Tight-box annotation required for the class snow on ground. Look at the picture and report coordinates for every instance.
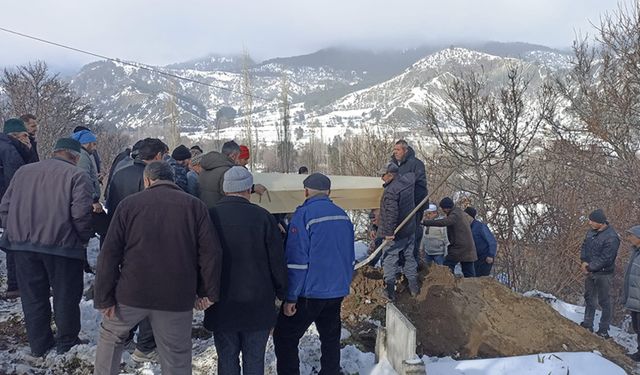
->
[0,241,636,374]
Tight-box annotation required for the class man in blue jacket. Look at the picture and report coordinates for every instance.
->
[464,207,497,277]
[274,173,355,375]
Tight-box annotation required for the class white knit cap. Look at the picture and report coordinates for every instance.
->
[223,166,253,193]
[426,203,438,212]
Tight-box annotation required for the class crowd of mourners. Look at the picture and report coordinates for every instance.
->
[1,115,640,374]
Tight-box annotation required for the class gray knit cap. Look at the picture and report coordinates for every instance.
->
[223,166,253,193]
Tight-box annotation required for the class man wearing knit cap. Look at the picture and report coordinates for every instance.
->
[579,208,620,338]
[238,145,250,167]
[171,145,191,192]
[464,207,498,277]
[423,197,477,277]
[204,166,287,374]
[0,137,93,356]
[0,118,30,299]
[422,203,448,266]
[274,172,355,375]
[72,129,102,213]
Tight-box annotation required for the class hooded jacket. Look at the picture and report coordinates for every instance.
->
[378,173,416,240]
[423,207,477,262]
[390,146,427,212]
[77,147,101,203]
[623,247,640,312]
[198,151,235,208]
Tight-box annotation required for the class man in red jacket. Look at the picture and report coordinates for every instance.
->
[93,161,222,375]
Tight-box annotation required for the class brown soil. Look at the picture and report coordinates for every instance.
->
[343,265,637,373]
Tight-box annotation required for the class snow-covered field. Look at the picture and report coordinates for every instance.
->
[0,240,635,374]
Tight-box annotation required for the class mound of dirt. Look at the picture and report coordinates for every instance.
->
[343,265,636,372]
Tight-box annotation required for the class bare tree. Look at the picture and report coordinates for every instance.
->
[242,49,255,170]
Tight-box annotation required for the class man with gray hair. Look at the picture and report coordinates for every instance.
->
[0,138,93,357]
[94,161,222,375]
[205,166,287,374]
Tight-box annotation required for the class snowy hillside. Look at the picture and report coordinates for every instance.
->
[68,45,572,147]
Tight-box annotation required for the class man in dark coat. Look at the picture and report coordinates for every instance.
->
[19,114,39,163]
[103,137,167,362]
[205,166,287,374]
[623,225,640,361]
[377,162,419,300]
[579,209,620,338]
[0,138,93,356]
[170,145,191,191]
[464,207,498,277]
[0,118,30,299]
[423,197,477,277]
[94,161,222,375]
[391,140,427,266]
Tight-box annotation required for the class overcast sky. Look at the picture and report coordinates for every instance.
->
[0,0,623,70]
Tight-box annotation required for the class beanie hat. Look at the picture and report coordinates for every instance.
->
[239,145,250,160]
[3,118,27,134]
[54,138,82,154]
[303,173,331,191]
[627,225,640,239]
[588,209,607,224]
[464,207,477,219]
[426,203,438,212]
[223,166,253,193]
[377,162,399,176]
[171,145,191,161]
[71,129,97,144]
[190,153,204,167]
[439,197,455,209]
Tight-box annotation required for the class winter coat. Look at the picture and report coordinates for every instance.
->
[390,146,427,212]
[27,135,39,163]
[378,173,416,240]
[187,170,200,197]
[104,148,130,201]
[423,207,477,262]
[204,196,287,332]
[106,159,146,215]
[285,195,355,302]
[623,247,640,312]
[580,225,620,274]
[470,219,498,259]
[0,157,93,260]
[422,216,448,256]
[173,163,189,192]
[0,134,26,199]
[199,152,235,208]
[77,147,101,203]
[94,181,222,312]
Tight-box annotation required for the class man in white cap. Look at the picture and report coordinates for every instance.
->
[205,166,287,374]
[421,203,448,266]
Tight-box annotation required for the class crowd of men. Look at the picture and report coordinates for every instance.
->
[1,114,640,374]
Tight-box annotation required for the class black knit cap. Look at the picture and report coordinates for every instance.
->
[439,197,455,209]
[588,209,607,224]
[54,138,82,153]
[464,207,477,219]
[171,145,191,161]
[3,118,27,134]
[303,173,331,190]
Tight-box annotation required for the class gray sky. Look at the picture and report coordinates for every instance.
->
[0,0,623,70]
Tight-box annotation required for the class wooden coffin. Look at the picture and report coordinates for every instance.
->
[250,173,383,213]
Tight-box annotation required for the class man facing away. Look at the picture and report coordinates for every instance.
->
[377,162,419,300]
[464,207,497,277]
[579,209,620,338]
[422,203,448,266]
[422,198,477,277]
[0,138,93,356]
[205,166,287,374]
[93,161,222,375]
[622,225,640,361]
[274,173,355,375]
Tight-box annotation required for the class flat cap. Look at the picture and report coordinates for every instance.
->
[303,172,331,191]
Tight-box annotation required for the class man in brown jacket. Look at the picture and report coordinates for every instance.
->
[422,197,477,277]
[93,161,222,375]
[0,138,93,357]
